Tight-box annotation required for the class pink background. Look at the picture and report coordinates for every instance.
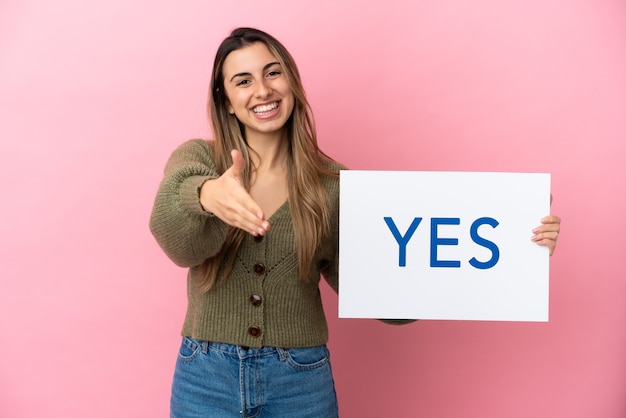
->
[1,0,625,417]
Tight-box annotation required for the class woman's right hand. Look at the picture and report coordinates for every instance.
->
[199,149,270,236]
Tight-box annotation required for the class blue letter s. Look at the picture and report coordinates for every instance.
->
[469,217,500,269]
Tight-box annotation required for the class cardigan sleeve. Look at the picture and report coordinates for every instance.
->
[149,139,229,268]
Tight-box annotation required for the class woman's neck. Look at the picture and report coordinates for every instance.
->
[246,130,289,172]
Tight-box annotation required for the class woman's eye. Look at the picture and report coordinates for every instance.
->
[236,79,250,86]
[267,70,281,77]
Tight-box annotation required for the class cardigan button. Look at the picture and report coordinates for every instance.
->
[253,263,266,275]
[248,326,261,338]
[249,294,262,306]
[253,234,264,243]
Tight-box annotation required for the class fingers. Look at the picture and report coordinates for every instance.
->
[219,191,269,236]
[214,195,269,236]
[531,214,561,256]
[217,200,270,236]
[541,214,561,225]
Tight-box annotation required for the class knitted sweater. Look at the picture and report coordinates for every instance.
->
[149,139,342,348]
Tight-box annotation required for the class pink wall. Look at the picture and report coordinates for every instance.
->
[1,1,625,417]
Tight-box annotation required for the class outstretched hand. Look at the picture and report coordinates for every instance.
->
[531,195,561,256]
[199,149,270,236]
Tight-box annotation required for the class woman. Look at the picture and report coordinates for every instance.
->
[150,27,561,418]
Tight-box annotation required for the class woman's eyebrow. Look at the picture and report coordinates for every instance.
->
[229,62,281,82]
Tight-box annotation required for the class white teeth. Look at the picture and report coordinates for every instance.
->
[253,102,278,113]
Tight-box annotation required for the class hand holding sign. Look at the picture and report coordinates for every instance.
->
[531,210,561,256]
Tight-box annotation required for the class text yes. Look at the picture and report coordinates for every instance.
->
[384,217,500,269]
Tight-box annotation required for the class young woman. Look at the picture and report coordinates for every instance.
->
[149,27,561,418]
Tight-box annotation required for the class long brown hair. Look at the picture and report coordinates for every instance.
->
[199,27,341,291]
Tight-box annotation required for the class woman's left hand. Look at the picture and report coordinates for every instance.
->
[531,214,561,255]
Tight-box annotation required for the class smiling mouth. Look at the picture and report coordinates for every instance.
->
[252,101,279,115]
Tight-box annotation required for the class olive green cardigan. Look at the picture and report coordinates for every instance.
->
[150,139,412,348]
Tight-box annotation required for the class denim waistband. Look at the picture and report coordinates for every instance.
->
[207,340,278,356]
[184,337,326,360]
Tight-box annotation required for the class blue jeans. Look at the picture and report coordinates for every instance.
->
[170,338,339,417]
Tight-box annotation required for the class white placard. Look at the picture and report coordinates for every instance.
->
[338,171,551,322]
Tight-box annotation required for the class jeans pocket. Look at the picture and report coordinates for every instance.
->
[177,337,201,363]
[282,345,330,371]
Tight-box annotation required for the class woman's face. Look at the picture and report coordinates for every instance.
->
[222,42,295,141]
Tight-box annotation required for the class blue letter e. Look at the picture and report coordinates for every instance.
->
[430,218,461,268]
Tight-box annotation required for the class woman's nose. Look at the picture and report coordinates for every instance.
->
[254,80,272,98]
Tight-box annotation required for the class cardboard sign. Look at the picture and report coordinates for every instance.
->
[338,171,551,322]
